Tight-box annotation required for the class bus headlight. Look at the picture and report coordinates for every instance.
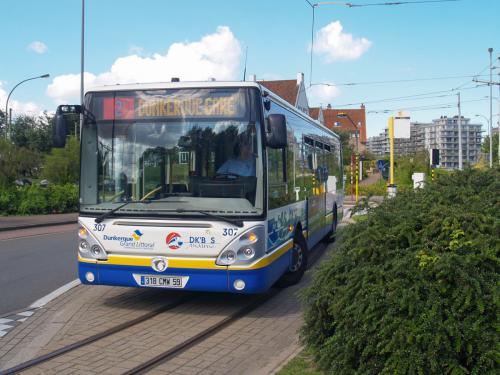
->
[78,224,107,260]
[79,240,89,252]
[216,226,265,266]
[218,250,236,265]
[239,247,255,259]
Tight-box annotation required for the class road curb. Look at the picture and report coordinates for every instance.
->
[30,279,81,309]
[0,220,78,232]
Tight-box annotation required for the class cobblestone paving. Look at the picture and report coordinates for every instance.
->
[0,241,338,375]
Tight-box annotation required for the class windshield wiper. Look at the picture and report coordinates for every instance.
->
[94,200,152,223]
[94,203,244,227]
[173,208,244,228]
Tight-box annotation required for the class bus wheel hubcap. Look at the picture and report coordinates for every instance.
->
[290,244,303,272]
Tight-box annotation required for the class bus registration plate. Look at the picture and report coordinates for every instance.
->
[132,274,189,288]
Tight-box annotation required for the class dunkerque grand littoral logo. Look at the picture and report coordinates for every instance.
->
[166,232,183,250]
[132,229,143,241]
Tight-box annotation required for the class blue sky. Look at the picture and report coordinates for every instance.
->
[1,0,499,136]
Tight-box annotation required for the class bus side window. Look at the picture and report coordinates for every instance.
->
[268,147,289,209]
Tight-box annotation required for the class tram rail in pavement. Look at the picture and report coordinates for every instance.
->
[0,239,332,375]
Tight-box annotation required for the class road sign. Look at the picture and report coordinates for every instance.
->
[394,110,410,138]
[376,159,389,180]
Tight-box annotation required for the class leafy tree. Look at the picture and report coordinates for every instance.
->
[42,136,80,184]
[0,109,6,138]
[482,132,499,164]
[11,113,54,153]
[333,129,355,166]
[0,138,41,186]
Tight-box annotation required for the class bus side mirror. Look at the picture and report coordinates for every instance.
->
[266,114,287,149]
[53,105,82,148]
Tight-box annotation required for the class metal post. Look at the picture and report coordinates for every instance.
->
[309,4,315,87]
[489,48,493,167]
[389,117,394,185]
[80,0,85,139]
[458,92,462,170]
[355,154,359,203]
[4,74,50,140]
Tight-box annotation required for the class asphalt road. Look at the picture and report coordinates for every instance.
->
[0,224,78,316]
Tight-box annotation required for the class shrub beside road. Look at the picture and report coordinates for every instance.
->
[301,168,499,374]
[0,184,78,215]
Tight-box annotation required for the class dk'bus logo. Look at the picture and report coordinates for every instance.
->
[166,232,183,250]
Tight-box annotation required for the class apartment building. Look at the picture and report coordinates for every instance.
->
[366,116,482,169]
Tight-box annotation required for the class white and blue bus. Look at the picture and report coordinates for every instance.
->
[55,81,344,293]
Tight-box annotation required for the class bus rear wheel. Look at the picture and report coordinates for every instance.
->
[276,235,308,287]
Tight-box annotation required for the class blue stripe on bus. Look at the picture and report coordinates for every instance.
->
[78,249,291,294]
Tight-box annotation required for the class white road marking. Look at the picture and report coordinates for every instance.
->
[30,279,81,309]
[16,311,34,317]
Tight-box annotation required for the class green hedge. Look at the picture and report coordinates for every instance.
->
[302,168,500,374]
[0,184,78,215]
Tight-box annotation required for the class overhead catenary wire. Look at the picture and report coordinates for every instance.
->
[331,84,487,107]
[309,74,490,87]
[367,97,491,113]
[345,0,461,7]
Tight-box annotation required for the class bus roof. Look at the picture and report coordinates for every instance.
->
[85,80,339,140]
[85,81,261,94]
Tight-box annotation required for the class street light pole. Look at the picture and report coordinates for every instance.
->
[4,73,50,139]
[80,0,85,139]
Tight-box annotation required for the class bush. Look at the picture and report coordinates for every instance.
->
[302,168,500,374]
[0,184,78,215]
[0,139,42,186]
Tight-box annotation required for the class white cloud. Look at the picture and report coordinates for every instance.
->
[27,41,48,54]
[308,83,340,105]
[0,82,41,116]
[313,21,372,62]
[47,26,242,104]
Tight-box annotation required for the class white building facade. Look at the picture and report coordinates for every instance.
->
[366,116,483,169]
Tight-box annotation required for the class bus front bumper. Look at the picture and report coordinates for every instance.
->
[78,252,290,294]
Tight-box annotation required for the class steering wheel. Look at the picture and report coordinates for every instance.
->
[214,172,240,180]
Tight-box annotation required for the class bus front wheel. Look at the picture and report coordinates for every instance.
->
[276,235,308,287]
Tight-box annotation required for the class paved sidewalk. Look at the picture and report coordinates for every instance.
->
[0,241,342,374]
[0,213,78,231]
[360,171,381,186]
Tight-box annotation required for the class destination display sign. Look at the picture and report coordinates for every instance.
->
[97,89,247,121]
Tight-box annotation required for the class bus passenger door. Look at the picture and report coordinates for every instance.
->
[304,141,325,248]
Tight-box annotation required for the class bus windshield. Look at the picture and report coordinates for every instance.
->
[80,87,263,217]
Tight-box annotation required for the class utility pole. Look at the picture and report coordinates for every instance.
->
[489,48,493,168]
[458,92,462,170]
[472,49,500,167]
[498,55,500,166]
[387,116,396,197]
